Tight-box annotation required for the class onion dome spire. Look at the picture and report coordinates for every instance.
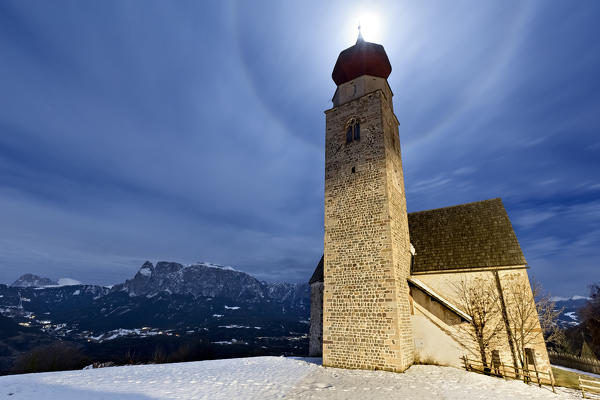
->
[356,24,364,44]
[331,28,392,86]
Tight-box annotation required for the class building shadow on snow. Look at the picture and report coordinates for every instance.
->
[289,356,323,366]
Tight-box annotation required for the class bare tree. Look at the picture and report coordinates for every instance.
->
[452,275,504,368]
[504,278,562,369]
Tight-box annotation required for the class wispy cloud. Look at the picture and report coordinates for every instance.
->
[408,175,451,194]
[453,167,476,176]
[523,236,564,258]
[514,210,557,229]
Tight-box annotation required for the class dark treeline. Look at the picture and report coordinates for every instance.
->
[3,333,308,375]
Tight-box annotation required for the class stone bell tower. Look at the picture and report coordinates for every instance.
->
[322,30,414,372]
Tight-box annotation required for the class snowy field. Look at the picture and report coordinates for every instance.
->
[0,356,581,399]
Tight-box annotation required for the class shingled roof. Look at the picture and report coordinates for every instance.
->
[309,255,324,284]
[409,198,526,273]
[309,198,526,283]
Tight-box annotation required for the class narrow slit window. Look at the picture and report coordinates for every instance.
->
[354,122,360,140]
[346,126,353,143]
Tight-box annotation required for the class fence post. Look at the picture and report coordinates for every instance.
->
[532,362,541,388]
[462,356,557,392]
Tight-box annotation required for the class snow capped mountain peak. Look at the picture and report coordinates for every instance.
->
[136,261,154,278]
[56,278,82,286]
[11,274,83,288]
[10,274,58,288]
[570,295,591,301]
[192,261,240,272]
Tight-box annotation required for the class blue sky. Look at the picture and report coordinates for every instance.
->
[0,1,598,296]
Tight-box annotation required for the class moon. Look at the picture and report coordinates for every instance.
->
[349,11,383,43]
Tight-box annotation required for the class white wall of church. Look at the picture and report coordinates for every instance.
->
[411,268,552,374]
[411,313,464,368]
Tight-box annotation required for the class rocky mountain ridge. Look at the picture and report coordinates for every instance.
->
[113,261,271,302]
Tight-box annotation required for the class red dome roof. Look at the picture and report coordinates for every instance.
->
[332,37,392,86]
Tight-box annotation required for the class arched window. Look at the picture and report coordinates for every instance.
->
[345,118,360,143]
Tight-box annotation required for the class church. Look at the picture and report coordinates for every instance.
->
[308,31,551,375]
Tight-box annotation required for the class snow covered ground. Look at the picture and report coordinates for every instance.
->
[0,356,581,399]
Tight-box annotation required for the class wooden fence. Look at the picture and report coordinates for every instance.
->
[461,356,555,393]
[549,352,600,375]
[579,376,600,399]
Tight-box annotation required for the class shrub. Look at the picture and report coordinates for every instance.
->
[13,342,88,374]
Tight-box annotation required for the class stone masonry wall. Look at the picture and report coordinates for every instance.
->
[309,282,323,356]
[322,86,413,372]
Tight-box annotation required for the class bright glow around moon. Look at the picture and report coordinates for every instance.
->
[348,11,383,43]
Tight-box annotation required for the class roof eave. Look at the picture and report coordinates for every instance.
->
[411,264,528,275]
[408,277,472,322]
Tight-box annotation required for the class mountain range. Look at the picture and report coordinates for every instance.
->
[0,261,310,373]
[3,263,587,338]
